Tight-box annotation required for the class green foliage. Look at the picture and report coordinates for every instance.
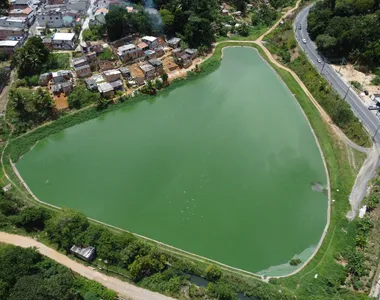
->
[8,88,57,134]
[308,0,380,68]
[46,208,90,250]
[13,37,50,77]
[68,86,101,109]
[252,5,278,26]
[237,23,249,37]
[0,244,116,300]
[129,250,166,281]
[105,7,152,41]
[205,265,222,281]
[161,72,168,83]
[14,206,51,231]
[138,268,187,296]
[0,67,9,86]
[289,258,302,266]
[371,75,380,85]
[44,53,70,71]
[350,80,362,90]
[97,47,116,61]
[269,0,296,9]
[82,25,104,41]
[207,282,237,300]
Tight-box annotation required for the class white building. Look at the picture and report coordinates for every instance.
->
[52,32,76,49]
[36,7,64,27]
[141,36,158,49]
[0,16,27,29]
[67,0,88,12]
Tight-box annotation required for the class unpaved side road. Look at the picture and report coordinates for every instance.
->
[346,146,380,221]
[0,232,175,300]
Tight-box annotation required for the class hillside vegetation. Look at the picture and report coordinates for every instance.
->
[308,0,380,69]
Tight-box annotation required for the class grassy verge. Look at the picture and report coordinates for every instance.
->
[1,41,367,299]
[263,22,371,148]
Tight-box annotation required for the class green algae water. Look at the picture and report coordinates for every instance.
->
[17,48,327,275]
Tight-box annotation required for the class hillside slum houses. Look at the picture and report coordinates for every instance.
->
[75,35,200,98]
[39,70,73,110]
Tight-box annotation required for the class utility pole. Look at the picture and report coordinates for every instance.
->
[373,123,380,141]
[320,60,326,74]
[344,85,350,100]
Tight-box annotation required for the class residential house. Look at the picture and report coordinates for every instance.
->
[70,245,96,262]
[110,79,123,91]
[51,81,73,95]
[185,48,198,60]
[74,64,91,78]
[98,82,114,98]
[103,69,121,82]
[172,48,183,58]
[85,74,104,90]
[119,67,130,78]
[178,54,192,68]
[0,16,27,29]
[52,70,72,83]
[139,63,155,79]
[10,0,32,9]
[52,32,76,50]
[85,77,97,90]
[93,7,108,25]
[0,40,20,55]
[67,0,88,12]
[9,7,35,25]
[87,41,103,53]
[61,81,73,94]
[48,0,65,4]
[156,46,165,57]
[39,73,52,86]
[148,59,163,75]
[141,36,158,49]
[63,9,80,26]
[0,27,24,39]
[85,51,97,63]
[36,6,64,27]
[137,42,149,51]
[166,37,181,49]
[117,44,141,62]
[72,56,88,68]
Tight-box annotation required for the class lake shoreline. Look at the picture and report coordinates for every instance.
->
[4,42,330,280]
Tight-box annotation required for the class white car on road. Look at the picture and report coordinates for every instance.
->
[302,39,307,44]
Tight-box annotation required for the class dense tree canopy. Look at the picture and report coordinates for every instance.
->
[308,0,380,68]
[0,245,116,300]
[13,37,50,77]
[105,0,218,47]
[8,88,57,133]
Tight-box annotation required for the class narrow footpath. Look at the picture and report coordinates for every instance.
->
[0,232,175,300]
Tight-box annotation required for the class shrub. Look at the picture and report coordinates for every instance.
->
[205,265,222,282]
[289,258,302,266]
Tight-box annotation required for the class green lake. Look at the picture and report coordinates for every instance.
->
[17,47,328,275]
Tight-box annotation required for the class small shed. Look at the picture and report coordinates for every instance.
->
[119,67,131,78]
[166,37,181,48]
[70,245,96,262]
[110,79,123,90]
[172,48,183,58]
[98,82,114,98]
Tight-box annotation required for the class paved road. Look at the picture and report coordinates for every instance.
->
[295,5,380,145]
[0,232,175,300]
